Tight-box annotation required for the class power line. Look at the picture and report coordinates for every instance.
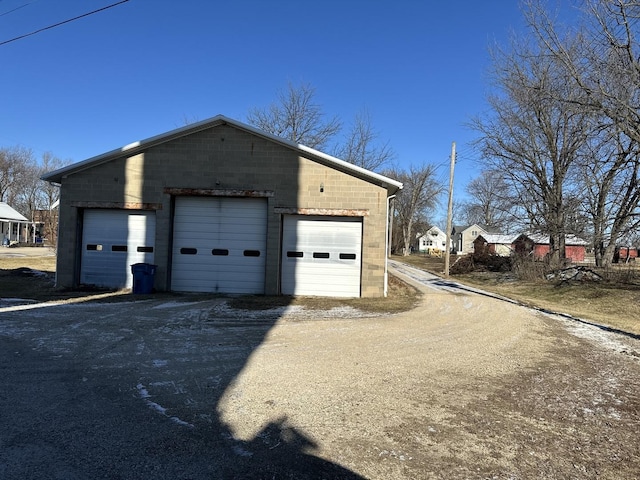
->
[0,2,35,18]
[0,0,129,47]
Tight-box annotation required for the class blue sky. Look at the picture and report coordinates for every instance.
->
[0,0,533,215]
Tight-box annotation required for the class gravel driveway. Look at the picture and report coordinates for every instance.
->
[1,262,639,479]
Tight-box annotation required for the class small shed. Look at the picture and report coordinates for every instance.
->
[513,233,588,262]
[473,234,517,257]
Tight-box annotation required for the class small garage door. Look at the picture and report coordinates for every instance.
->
[81,210,156,288]
[281,215,362,297]
[171,197,267,293]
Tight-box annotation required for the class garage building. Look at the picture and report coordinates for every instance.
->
[42,115,402,297]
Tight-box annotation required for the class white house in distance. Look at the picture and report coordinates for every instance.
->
[417,226,449,254]
[0,202,29,246]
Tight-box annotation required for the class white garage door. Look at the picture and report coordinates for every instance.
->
[171,197,267,293]
[281,215,362,297]
[81,210,156,288]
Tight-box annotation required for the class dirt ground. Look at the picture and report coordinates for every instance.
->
[1,253,639,478]
[214,277,640,479]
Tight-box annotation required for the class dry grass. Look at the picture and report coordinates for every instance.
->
[0,255,57,272]
[227,274,421,314]
[5,251,636,334]
[395,253,640,336]
[0,255,119,303]
[458,275,640,335]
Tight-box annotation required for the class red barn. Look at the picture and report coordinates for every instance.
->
[614,246,638,263]
[513,233,587,262]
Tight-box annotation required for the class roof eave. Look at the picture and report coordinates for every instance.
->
[41,115,403,194]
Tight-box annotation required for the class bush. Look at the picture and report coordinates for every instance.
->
[511,255,548,281]
[450,252,513,275]
[449,255,475,274]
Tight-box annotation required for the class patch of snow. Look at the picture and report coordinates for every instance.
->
[169,416,194,428]
[544,312,638,358]
[231,444,254,457]
[26,268,48,277]
[151,301,202,310]
[208,302,377,319]
[137,383,151,398]
[136,383,194,428]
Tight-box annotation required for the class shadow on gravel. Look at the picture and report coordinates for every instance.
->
[0,292,366,480]
[1,280,366,475]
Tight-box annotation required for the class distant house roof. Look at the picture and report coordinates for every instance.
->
[420,225,445,236]
[41,114,403,195]
[518,233,588,246]
[452,225,471,233]
[0,202,28,222]
[453,224,501,235]
[478,234,518,245]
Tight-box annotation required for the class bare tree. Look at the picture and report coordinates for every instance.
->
[247,81,341,150]
[522,0,640,265]
[471,27,592,266]
[459,169,517,231]
[385,163,442,256]
[0,146,34,206]
[335,109,394,171]
[36,152,65,247]
[15,160,41,221]
[578,129,640,265]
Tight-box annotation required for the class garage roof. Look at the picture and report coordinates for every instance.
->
[41,115,403,194]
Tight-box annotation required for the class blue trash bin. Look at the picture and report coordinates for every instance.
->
[131,263,157,294]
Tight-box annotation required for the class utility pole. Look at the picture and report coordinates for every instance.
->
[444,141,455,278]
